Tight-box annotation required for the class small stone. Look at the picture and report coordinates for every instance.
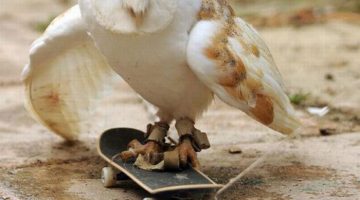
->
[325,73,334,81]
[320,128,336,136]
[228,147,242,154]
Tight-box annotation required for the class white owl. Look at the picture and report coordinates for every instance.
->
[22,0,300,168]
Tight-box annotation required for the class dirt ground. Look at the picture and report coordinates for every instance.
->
[0,0,359,199]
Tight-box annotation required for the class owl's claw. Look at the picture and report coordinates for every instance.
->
[178,137,201,169]
[119,140,162,162]
[120,122,169,163]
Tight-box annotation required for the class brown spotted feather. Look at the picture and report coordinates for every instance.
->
[194,0,301,130]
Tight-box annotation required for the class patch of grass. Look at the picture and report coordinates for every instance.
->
[289,92,310,105]
[34,16,56,33]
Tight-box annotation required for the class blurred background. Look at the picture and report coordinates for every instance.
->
[0,0,359,199]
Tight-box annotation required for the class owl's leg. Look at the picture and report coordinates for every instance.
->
[175,118,210,169]
[119,121,170,162]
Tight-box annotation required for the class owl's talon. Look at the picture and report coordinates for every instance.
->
[127,139,143,149]
[178,137,201,169]
[118,147,138,162]
[119,122,169,162]
[120,140,162,162]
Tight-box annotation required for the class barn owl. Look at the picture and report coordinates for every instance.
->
[22,0,300,168]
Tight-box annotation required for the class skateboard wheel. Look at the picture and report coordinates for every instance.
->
[101,167,117,187]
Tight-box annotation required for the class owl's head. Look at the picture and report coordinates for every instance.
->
[121,0,150,16]
[80,0,179,35]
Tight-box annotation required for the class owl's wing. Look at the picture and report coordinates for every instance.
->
[22,6,116,140]
[187,18,300,134]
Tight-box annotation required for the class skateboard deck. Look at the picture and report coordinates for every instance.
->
[97,128,222,194]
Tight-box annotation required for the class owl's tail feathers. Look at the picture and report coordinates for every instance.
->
[267,101,302,135]
[22,6,116,141]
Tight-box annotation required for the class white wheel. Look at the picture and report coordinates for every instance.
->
[101,167,117,187]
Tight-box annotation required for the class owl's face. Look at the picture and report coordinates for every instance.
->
[80,0,179,35]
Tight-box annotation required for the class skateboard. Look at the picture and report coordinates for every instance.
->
[97,128,222,194]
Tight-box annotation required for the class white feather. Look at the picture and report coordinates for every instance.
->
[23,6,116,140]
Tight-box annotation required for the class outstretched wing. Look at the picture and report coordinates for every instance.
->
[187,18,300,134]
[22,6,116,140]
